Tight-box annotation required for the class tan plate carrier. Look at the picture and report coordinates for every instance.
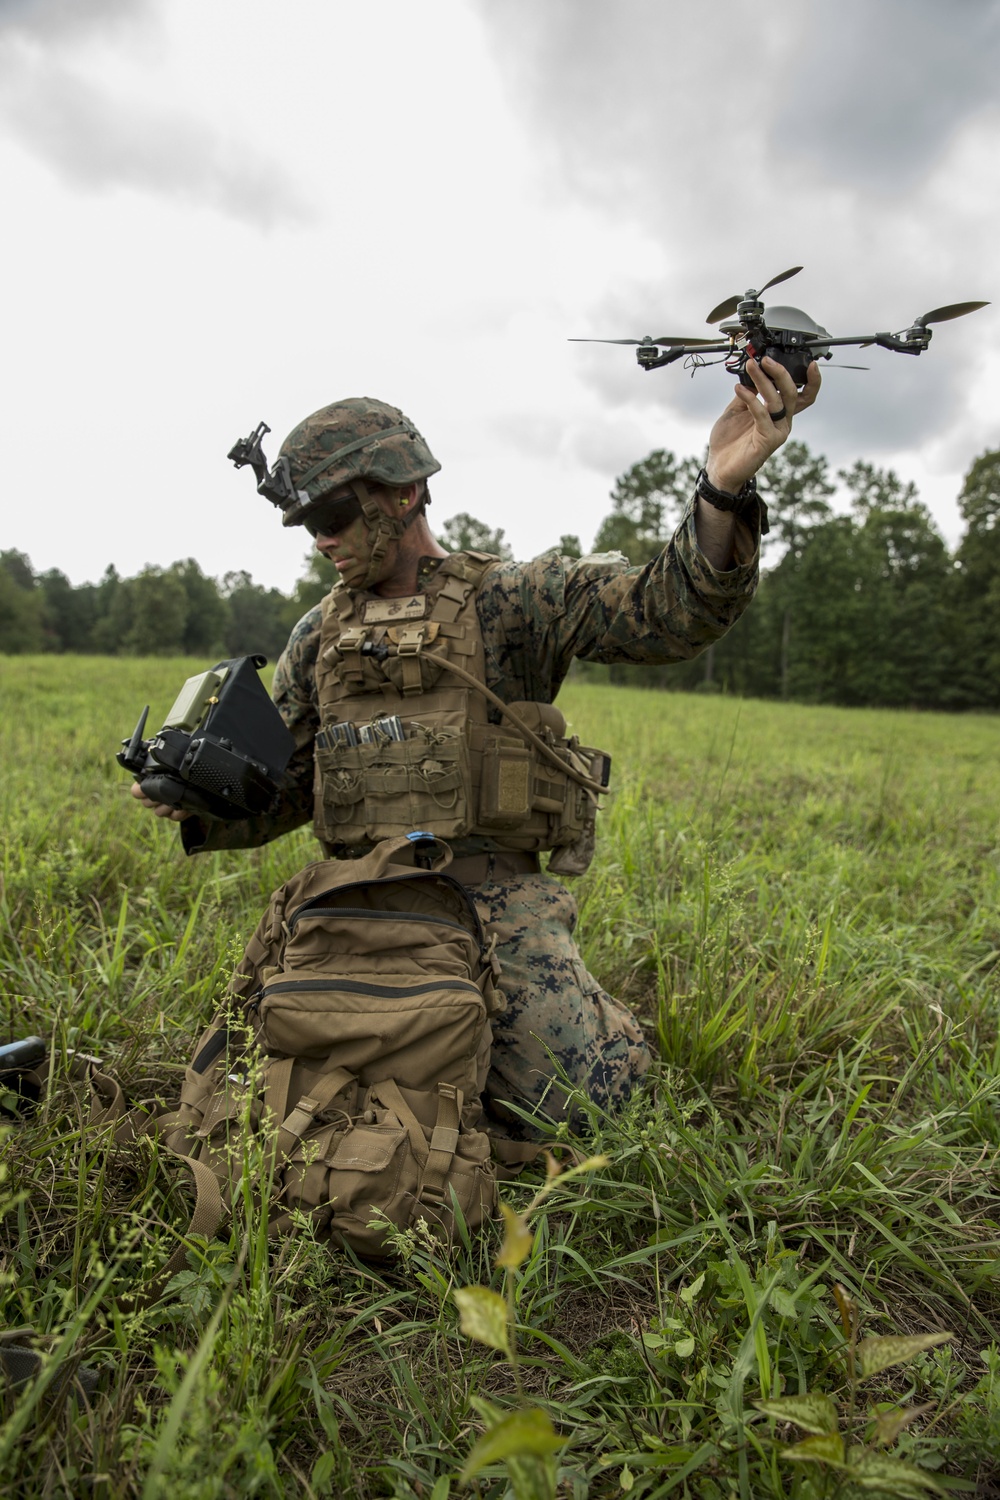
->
[312,552,610,877]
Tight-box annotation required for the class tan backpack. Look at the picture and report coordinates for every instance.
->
[160,833,504,1255]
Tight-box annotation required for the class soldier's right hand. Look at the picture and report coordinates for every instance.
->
[130,782,191,821]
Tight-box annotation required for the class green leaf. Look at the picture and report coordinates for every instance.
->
[780,1433,846,1465]
[856,1331,953,1379]
[679,1271,705,1306]
[453,1286,510,1354]
[673,1334,695,1358]
[311,1453,337,1490]
[459,1407,564,1480]
[871,1401,935,1446]
[755,1392,840,1436]
[845,1451,947,1495]
[771,1287,799,1319]
[620,1464,635,1493]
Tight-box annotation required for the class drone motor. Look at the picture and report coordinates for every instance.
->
[723,305,833,389]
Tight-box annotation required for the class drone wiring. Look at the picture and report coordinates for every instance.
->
[683,352,720,377]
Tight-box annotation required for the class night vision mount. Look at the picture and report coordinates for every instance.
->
[572,266,989,388]
[227,421,308,516]
[117,655,296,821]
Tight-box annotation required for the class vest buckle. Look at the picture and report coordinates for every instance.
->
[338,628,368,655]
[396,624,429,657]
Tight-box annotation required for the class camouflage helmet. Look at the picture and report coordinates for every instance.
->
[277,398,441,528]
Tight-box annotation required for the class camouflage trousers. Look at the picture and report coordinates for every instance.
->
[470,871,651,1134]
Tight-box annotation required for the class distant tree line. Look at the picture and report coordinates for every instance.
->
[0,514,528,664]
[2,454,997,710]
[586,443,1000,711]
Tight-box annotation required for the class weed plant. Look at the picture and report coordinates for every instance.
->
[0,657,998,1497]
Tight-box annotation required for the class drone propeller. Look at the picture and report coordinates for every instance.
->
[569,334,717,347]
[706,266,804,325]
[650,332,718,346]
[914,300,989,327]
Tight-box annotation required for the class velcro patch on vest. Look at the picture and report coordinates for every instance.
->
[362,596,428,624]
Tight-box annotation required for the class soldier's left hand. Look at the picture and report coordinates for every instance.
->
[705,356,820,494]
[130,780,191,822]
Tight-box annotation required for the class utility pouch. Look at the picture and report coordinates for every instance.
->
[477,734,533,829]
[547,744,607,877]
[314,728,474,844]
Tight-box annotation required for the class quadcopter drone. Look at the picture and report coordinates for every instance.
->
[571,266,988,388]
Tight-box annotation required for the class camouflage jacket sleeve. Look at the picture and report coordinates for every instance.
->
[478,494,761,701]
[181,604,323,855]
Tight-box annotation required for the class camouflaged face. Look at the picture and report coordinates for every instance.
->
[277,398,441,513]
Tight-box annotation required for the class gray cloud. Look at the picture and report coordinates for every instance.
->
[775,0,1000,190]
[0,0,153,44]
[472,0,998,472]
[0,2,314,228]
[474,0,1000,203]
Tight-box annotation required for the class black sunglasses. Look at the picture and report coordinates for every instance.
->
[302,493,364,538]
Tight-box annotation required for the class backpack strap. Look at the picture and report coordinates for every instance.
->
[118,1154,225,1311]
[263,1056,296,1133]
[489,1134,545,1179]
[420,1084,463,1211]
[370,1077,463,1214]
[0,1334,103,1402]
[273,1065,356,1161]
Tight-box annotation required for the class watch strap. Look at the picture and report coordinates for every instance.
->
[695,469,769,536]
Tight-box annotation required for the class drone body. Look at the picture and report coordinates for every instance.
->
[572,267,988,388]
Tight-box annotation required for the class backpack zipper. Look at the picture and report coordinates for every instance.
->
[261,977,485,1000]
[289,906,475,938]
[289,871,485,943]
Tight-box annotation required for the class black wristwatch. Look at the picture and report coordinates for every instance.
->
[695,469,769,536]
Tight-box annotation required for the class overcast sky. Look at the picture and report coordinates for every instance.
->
[3,0,997,592]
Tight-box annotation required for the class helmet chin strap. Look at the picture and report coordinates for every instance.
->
[349,479,423,591]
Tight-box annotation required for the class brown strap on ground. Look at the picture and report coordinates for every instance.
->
[87,1069,127,1129]
[7,1051,226,1313]
[490,1136,545,1166]
[0,1338,102,1401]
[118,1153,226,1311]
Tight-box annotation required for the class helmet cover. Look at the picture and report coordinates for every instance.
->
[277,398,441,529]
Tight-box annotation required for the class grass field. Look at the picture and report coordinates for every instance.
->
[1,656,999,1499]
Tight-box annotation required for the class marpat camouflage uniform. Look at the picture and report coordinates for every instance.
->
[182,497,761,1130]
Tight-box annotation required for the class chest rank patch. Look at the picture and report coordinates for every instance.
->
[361,595,428,625]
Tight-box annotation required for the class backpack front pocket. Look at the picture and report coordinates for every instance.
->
[257,972,488,1090]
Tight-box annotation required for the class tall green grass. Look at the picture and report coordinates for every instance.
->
[1,657,998,1497]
